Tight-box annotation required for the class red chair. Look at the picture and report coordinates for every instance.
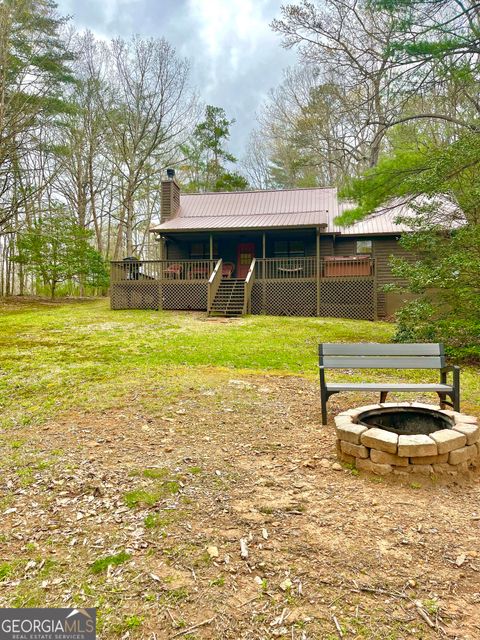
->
[222,262,235,278]
[164,263,183,279]
[190,265,210,279]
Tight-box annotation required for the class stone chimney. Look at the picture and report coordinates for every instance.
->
[160,169,180,223]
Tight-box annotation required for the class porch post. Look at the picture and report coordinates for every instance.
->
[209,234,213,260]
[157,235,164,312]
[262,232,266,278]
[316,227,321,317]
[262,232,266,312]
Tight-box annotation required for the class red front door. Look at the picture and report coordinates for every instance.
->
[236,242,255,279]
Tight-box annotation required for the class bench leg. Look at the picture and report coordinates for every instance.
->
[321,397,328,426]
[453,391,460,412]
[380,391,388,403]
[453,367,460,411]
[437,392,447,409]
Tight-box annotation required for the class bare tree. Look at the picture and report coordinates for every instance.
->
[272,0,479,167]
[54,30,111,258]
[100,36,196,257]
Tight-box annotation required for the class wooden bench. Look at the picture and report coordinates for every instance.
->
[318,343,460,425]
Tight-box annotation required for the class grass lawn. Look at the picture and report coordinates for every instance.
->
[1,298,478,431]
[1,298,479,639]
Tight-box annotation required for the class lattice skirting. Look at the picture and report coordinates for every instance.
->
[162,282,207,311]
[111,282,160,310]
[111,279,375,319]
[251,281,317,317]
[319,279,375,320]
[250,279,375,319]
[110,282,208,311]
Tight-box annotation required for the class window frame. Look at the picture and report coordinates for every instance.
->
[189,240,218,259]
[356,239,373,255]
[273,239,306,258]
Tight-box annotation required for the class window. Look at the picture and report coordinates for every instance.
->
[273,240,305,257]
[189,241,218,259]
[356,240,372,255]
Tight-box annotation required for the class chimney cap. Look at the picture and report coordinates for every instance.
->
[166,168,175,180]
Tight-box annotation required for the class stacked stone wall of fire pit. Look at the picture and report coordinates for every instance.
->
[335,403,479,476]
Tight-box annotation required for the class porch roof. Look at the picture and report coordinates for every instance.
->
[153,212,328,232]
[151,187,332,232]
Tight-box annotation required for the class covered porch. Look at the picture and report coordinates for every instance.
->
[158,228,319,280]
[110,227,377,319]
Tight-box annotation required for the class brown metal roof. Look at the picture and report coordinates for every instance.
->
[330,196,461,235]
[328,201,412,235]
[151,188,458,235]
[151,187,334,232]
[153,212,329,231]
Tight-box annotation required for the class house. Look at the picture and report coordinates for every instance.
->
[110,171,414,319]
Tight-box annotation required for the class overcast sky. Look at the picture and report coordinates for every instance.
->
[57,0,296,158]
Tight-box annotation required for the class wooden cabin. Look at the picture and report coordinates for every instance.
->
[110,175,414,319]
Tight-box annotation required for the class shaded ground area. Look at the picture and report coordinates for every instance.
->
[1,372,479,639]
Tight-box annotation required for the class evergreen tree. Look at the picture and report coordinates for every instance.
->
[182,105,248,192]
[337,0,480,358]
[0,0,75,230]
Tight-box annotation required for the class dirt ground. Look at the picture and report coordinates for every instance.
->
[1,374,479,640]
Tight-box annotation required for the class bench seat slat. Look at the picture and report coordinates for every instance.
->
[322,356,444,369]
[322,343,442,356]
[326,383,452,392]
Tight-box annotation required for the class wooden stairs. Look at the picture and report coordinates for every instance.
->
[209,278,245,317]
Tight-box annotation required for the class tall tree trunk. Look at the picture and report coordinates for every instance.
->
[88,155,103,254]
[113,207,125,260]
[126,201,134,256]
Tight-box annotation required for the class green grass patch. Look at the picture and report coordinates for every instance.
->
[143,511,176,529]
[124,480,180,508]
[0,563,12,580]
[159,587,189,605]
[143,467,169,479]
[186,466,202,475]
[91,551,131,574]
[0,298,478,430]
[124,490,159,508]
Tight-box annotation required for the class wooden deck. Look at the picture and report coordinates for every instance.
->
[110,257,377,319]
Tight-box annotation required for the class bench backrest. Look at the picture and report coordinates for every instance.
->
[319,343,445,369]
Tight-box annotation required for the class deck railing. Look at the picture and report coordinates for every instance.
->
[255,257,317,279]
[110,259,217,283]
[321,256,375,278]
[254,256,375,280]
[207,259,223,312]
[243,258,256,314]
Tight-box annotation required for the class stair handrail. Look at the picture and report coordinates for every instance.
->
[243,258,256,315]
[207,258,223,313]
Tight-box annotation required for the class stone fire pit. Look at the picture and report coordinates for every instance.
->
[335,402,479,476]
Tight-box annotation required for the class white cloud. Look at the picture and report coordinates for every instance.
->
[188,0,281,77]
[56,0,296,156]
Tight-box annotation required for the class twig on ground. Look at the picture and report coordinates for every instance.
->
[237,595,259,608]
[170,616,216,638]
[165,608,176,626]
[415,602,435,629]
[332,615,343,638]
[353,585,408,599]
[329,592,348,607]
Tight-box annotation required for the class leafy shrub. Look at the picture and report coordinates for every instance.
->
[393,300,480,362]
